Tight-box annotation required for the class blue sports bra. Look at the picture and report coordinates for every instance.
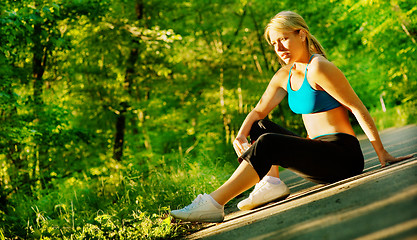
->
[287,55,342,114]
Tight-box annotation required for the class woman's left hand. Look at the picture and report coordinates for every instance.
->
[233,135,252,157]
[379,150,414,168]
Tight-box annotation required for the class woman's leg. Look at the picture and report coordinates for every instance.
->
[241,132,364,184]
[249,119,299,179]
[210,161,260,205]
[266,165,280,178]
[171,128,363,222]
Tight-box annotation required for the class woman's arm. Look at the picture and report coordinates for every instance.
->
[311,58,413,166]
[233,69,288,156]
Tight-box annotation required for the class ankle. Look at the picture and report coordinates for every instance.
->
[208,194,223,209]
[264,176,281,184]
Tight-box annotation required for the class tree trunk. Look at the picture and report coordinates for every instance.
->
[32,22,47,107]
[219,68,231,143]
[31,9,49,189]
[125,47,140,135]
[112,0,144,160]
[113,103,127,161]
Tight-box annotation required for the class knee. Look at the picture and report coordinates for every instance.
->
[248,133,276,154]
[257,133,275,145]
[254,133,286,154]
[247,133,276,178]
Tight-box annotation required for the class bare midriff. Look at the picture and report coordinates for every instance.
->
[303,106,356,139]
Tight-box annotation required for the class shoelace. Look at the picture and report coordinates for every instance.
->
[249,180,267,198]
[183,194,204,210]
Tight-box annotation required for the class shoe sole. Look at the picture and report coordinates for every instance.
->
[196,216,224,223]
[172,216,224,223]
[239,192,290,211]
[170,212,224,223]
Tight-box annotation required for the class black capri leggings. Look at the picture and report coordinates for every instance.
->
[239,119,364,184]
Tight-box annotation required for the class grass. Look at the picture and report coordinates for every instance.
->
[1,150,237,239]
[371,102,417,130]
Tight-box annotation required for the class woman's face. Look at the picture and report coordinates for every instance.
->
[269,29,306,65]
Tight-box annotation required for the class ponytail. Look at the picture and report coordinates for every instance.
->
[307,33,327,58]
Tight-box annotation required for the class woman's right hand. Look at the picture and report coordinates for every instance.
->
[378,149,414,168]
[233,134,252,157]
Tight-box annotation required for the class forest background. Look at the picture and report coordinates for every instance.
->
[1,0,416,239]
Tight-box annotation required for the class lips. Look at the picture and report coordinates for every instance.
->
[280,53,290,59]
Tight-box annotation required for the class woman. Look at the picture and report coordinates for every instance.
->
[170,11,413,223]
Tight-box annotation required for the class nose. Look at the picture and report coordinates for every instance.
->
[275,41,285,52]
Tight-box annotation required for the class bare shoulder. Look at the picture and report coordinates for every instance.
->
[308,55,341,76]
[308,55,352,93]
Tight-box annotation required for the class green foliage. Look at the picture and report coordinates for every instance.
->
[1,0,416,239]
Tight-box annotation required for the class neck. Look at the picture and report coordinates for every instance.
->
[292,53,313,70]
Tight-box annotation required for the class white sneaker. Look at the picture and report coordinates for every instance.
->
[170,194,224,223]
[237,177,290,210]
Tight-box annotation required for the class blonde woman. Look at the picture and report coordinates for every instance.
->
[170,11,413,223]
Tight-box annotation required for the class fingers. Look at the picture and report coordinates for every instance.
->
[382,154,415,167]
[233,139,244,157]
[242,142,251,151]
[233,139,251,157]
[391,154,414,162]
[399,154,415,160]
[233,140,242,156]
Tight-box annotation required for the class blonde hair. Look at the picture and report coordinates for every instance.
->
[264,11,327,65]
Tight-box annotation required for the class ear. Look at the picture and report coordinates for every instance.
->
[299,29,307,42]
